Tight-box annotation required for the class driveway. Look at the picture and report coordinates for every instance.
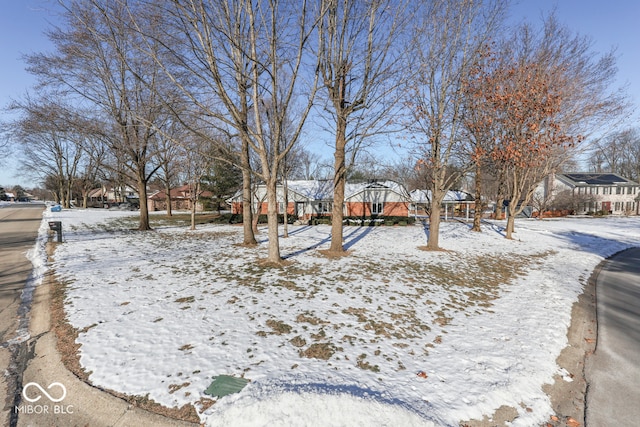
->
[586,247,640,426]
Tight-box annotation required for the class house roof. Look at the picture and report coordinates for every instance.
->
[287,180,411,201]
[558,173,637,186]
[228,180,412,202]
[88,188,104,198]
[410,189,474,203]
[287,180,334,200]
[345,181,410,200]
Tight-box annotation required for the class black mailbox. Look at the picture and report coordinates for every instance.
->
[48,221,63,242]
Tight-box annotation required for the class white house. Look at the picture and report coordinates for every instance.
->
[537,173,640,215]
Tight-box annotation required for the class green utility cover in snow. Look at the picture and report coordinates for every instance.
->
[204,375,250,398]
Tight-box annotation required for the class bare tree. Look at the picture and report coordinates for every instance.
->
[317,0,408,254]
[136,0,261,245]
[76,136,107,208]
[591,128,640,181]
[178,135,213,230]
[407,0,506,249]
[8,96,86,208]
[154,118,186,217]
[26,0,169,230]
[148,0,320,264]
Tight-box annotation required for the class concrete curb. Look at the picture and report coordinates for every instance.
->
[543,259,599,427]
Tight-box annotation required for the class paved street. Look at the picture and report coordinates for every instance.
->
[586,247,640,427]
[0,204,45,427]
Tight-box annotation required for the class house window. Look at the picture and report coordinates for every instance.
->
[616,186,622,195]
[603,187,608,195]
[317,202,331,213]
[278,202,285,213]
[371,202,384,215]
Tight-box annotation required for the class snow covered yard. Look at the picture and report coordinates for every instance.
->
[36,209,640,426]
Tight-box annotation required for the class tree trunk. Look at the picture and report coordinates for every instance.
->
[137,177,151,231]
[190,198,197,230]
[165,179,172,217]
[495,197,504,220]
[505,213,515,239]
[330,116,347,253]
[265,178,281,263]
[426,200,441,249]
[241,141,257,245]
[471,163,483,232]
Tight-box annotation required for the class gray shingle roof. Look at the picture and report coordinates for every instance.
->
[560,173,635,185]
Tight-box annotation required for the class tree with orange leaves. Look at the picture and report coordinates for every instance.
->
[485,60,579,239]
[463,16,627,239]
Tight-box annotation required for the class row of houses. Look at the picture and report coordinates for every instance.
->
[86,173,640,219]
[229,173,640,221]
[88,184,212,211]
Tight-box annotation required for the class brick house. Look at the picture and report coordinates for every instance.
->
[228,180,412,221]
[148,184,213,212]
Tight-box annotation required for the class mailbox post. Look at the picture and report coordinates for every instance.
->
[48,221,63,243]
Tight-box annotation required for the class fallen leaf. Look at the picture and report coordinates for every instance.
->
[585,338,595,343]
[417,371,428,379]
[567,417,580,427]
[550,415,559,421]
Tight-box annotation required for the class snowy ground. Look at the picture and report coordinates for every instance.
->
[30,209,640,426]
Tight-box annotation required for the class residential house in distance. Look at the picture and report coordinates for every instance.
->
[229,180,412,222]
[87,185,139,208]
[537,172,640,215]
[148,184,213,212]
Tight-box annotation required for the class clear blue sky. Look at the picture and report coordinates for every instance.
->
[1,0,639,188]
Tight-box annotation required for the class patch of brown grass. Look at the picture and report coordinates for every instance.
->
[266,319,292,335]
[300,342,336,360]
[289,336,307,348]
[296,313,328,325]
[175,296,195,304]
[417,245,452,252]
[318,249,353,259]
[168,382,190,394]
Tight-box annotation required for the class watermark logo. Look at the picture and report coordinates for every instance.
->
[15,382,73,415]
[22,382,67,403]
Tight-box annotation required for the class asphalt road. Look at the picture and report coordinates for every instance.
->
[586,247,640,427]
[0,204,45,426]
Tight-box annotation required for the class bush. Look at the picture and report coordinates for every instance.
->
[342,216,415,226]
